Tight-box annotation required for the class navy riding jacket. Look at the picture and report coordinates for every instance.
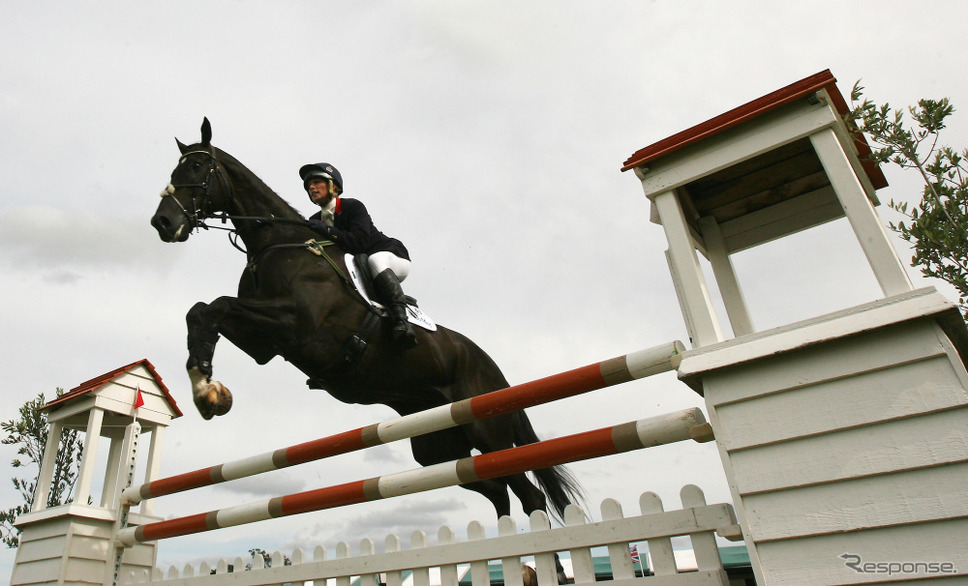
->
[309,197,410,260]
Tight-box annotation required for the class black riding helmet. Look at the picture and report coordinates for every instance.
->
[299,162,343,194]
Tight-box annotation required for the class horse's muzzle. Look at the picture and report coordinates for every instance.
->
[151,210,190,242]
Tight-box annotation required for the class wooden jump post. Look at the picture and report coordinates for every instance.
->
[121,341,686,507]
[117,406,710,547]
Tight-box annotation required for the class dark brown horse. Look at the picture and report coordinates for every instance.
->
[150,119,582,523]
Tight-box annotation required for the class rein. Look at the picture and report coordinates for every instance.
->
[164,149,226,230]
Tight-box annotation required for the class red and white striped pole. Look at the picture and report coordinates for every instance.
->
[116,406,708,547]
[121,341,685,506]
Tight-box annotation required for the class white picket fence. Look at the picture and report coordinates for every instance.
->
[120,485,740,586]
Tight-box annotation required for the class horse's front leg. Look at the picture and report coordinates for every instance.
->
[185,295,297,419]
[186,300,234,420]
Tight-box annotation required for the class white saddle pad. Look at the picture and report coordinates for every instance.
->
[345,254,437,332]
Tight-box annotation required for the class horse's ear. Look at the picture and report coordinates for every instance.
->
[176,138,189,154]
[201,117,212,146]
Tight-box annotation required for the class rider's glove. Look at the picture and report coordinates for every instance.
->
[307,219,333,238]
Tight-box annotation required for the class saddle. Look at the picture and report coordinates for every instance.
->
[345,254,436,332]
[307,253,437,388]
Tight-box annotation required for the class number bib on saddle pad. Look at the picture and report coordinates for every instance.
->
[345,254,437,332]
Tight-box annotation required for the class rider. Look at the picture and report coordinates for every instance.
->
[300,162,418,348]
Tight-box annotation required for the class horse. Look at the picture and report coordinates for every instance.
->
[150,118,583,524]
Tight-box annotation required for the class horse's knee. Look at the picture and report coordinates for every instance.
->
[186,301,211,326]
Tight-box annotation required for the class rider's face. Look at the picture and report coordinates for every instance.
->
[307,178,335,207]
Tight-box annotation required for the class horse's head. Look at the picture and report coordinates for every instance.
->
[151,118,233,242]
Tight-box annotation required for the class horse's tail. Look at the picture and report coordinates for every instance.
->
[512,411,586,522]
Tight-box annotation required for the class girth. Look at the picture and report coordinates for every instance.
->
[300,242,385,386]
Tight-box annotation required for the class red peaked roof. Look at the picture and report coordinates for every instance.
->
[42,358,183,417]
[621,69,887,189]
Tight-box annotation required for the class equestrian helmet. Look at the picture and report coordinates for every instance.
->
[299,162,343,193]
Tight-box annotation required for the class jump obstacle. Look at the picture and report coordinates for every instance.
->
[119,407,710,546]
[102,339,737,585]
[115,341,708,545]
[121,341,687,506]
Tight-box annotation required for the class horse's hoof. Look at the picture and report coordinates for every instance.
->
[192,380,233,419]
[193,392,215,420]
[210,381,233,416]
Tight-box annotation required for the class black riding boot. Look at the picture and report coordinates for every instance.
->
[373,269,418,348]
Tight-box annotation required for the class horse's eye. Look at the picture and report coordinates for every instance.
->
[192,161,202,171]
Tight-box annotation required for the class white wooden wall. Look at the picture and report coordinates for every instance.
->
[11,508,158,586]
[681,292,968,584]
[119,486,740,586]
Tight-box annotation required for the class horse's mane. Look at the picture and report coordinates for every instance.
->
[213,146,306,221]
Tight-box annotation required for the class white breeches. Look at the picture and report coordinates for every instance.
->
[368,251,411,282]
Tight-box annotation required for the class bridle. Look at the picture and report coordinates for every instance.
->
[162,148,230,232]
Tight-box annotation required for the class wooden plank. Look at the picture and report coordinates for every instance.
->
[10,556,65,584]
[529,512,557,586]
[699,216,753,336]
[564,505,595,585]
[742,461,968,541]
[596,573,728,586]
[713,355,968,450]
[467,522,490,586]
[681,293,956,399]
[115,368,157,388]
[602,500,635,581]
[729,406,968,494]
[498,517,524,586]
[680,486,727,578]
[754,518,968,584]
[639,493,676,576]
[718,186,844,253]
[702,318,948,405]
[58,557,106,584]
[409,532,430,586]
[653,189,723,346]
[120,543,159,570]
[17,520,75,543]
[66,533,114,559]
[811,128,912,296]
[704,165,831,221]
[10,534,65,564]
[686,139,821,213]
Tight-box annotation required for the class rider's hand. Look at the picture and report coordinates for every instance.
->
[307,219,333,237]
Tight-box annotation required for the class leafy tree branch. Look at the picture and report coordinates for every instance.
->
[847,82,968,317]
[1,391,84,548]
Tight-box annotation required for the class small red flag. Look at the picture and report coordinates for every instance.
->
[133,388,145,409]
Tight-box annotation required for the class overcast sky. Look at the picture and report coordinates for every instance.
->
[2,1,967,581]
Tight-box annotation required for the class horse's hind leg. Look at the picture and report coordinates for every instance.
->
[504,473,548,516]
[459,479,513,518]
[409,428,513,518]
